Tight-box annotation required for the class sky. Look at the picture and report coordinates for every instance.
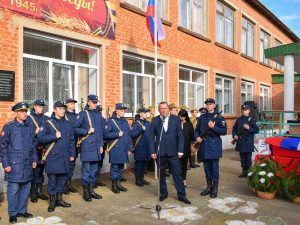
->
[260,0,300,38]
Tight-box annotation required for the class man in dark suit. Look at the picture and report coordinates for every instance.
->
[150,102,191,204]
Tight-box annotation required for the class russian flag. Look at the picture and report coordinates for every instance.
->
[146,0,166,47]
[265,137,300,151]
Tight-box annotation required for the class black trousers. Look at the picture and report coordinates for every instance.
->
[180,156,188,180]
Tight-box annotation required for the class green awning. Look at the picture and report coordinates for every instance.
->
[272,74,300,83]
[265,42,300,72]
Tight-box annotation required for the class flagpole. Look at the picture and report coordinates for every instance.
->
[154,0,158,181]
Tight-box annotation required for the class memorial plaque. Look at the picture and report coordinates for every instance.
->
[0,70,15,101]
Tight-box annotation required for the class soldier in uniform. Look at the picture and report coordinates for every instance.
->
[104,103,132,194]
[73,95,104,202]
[64,98,79,193]
[190,107,201,168]
[131,107,151,187]
[94,105,106,187]
[232,104,259,178]
[147,105,156,123]
[0,102,37,223]
[195,98,227,198]
[38,101,75,212]
[27,99,50,203]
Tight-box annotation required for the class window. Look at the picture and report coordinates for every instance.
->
[122,54,164,114]
[23,32,99,113]
[179,67,205,108]
[241,17,254,58]
[215,76,233,114]
[260,85,270,110]
[260,30,271,64]
[275,39,283,70]
[180,0,207,36]
[124,0,168,19]
[241,81,254,104]
[216,1,234,48]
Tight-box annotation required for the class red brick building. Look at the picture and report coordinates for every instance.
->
[0,0,299,137]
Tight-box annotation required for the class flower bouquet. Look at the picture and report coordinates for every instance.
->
[283,168,300,204]
[246,157,284,200]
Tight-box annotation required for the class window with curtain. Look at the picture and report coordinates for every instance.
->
[260,30,271,64]
[215,75,233,114]
[241,17,254,58]
[241,81,254,104]
[216,1,234,48]
[179,0,206,36]
[122,54,164,114]
[179,67,205,109]
[260,85,270,110]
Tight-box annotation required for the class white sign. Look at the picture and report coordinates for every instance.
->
[258,139,270,155]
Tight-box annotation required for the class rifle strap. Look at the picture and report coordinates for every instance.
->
[133,120,144,149]
[42,120,59,161]
[77,110,93,146]
[29,115,39,129]
[106,119,122,153]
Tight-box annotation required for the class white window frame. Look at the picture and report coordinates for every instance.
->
[241,17,254,58]
[260,30,271,64]
[241,80,254,104]
[178,66,205,108]
[23,31,99,114]
[216,1,234,48]
[215,75,234,114]
[260,85,271,111]
[179,0,207,36]
[122,53,165,117]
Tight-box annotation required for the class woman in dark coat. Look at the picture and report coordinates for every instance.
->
[178,109,195,187]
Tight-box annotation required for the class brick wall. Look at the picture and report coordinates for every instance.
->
[272,82,300,111]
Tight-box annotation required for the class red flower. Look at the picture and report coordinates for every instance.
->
[298,179,300,183]
[289,187,295,191]
[275,172,283,179]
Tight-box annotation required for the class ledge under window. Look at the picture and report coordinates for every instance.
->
[120,2,172,27]
[274,67,284,73]
[240,53,258,63]
[215,42,239,54]
[177,26,211,43]
[259,61,273,69]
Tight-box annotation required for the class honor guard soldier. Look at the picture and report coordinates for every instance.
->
[27,99,49,203]
[232,104,259,178]
[73,95,104,202]
[150,102,191,204]
[64,98,79,193]
[131,107,151,187]
[0,102,38,223]
[104,103,132,194]
[195,98,227,198]
[94,105,106,188]
[38,101,76,212]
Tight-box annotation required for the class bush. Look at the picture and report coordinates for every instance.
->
[283,169,300,200]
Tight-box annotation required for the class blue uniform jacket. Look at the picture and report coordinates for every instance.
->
[0,119,38,182]
[195,110,227,160]
[131,115,151,161]
[150,115,184,156]
[27,110,50,164]
[38,115,75,174]
[232,116,259,153]
[65,110,79,157]
[104,112,132,164]
[73,107,104,162]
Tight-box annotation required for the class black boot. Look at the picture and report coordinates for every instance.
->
[112,180,120,194]
[67,180,77,193]
[200,179,212,196]
[30,184,38,203]
[56,193,71,207]
[88,184,102,199]
[48,195,56,212]
[96,176,106,187]
[64,182,70,195]
[238,170,247,178]
[210,181,219,198]
[117,180,127,192]
[36,184,49,200]
[83,185,92,202]
[135,176,144,187]
[141,176,150,185]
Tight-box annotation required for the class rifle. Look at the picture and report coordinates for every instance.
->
[231,117,252,145]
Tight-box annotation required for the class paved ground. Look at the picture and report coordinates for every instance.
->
[1,150,299,225]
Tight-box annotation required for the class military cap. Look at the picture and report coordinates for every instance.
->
[96,105,103,111]
[242,104,251,110]
[34,99,45,106]
[88,94,99,103]
[116,103,127,110]
[12,102,29,112]
[204,98,215,104]
[138,107,148,113]
[66,98,78,104]
[199,107,208,114]
[54,101,67,108]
